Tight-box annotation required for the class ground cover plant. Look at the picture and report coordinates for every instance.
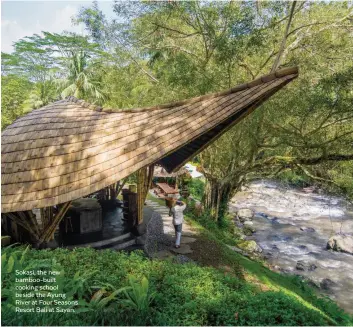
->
[2,242,352,326]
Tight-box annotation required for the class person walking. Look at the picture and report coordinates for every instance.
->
[171,200,186,248]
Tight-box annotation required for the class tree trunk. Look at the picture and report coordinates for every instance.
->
[203,177,243,223]
[271,1,297,72]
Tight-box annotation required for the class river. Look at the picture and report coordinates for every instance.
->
[230,180,353,314]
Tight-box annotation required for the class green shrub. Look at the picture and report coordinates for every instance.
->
[187,178,205,201]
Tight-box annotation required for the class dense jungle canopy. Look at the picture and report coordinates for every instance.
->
[1,1,353,221]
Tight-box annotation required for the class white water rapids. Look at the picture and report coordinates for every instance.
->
[230,180,353,313]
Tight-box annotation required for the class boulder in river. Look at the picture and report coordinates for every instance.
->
[296,260,317,271]
[233,226,246,240]
[237,208,254,222]
[243,226,255,236]
[236,240,262,253]
[300,227,316,233]
[326,234,353,255]
[320,278,337,291]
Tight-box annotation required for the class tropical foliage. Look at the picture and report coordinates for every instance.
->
[2,245,352,326]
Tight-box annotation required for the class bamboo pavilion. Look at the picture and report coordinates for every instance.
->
[1,67,298,247]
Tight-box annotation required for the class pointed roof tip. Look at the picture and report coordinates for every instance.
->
[275,66,299,77]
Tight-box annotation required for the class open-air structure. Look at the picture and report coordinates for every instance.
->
[1,67,298,247]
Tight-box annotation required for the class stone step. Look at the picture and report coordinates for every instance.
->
[170,244,193,254]
[180,237,197,244]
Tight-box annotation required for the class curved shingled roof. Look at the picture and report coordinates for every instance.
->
[1,67,298,213]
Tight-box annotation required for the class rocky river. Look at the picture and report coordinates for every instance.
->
[230,180,353,314]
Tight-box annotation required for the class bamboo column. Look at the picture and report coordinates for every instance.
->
[4,211,41,243]
[137,164,155,224]
[3,201,72,247]
[38,202,71,244]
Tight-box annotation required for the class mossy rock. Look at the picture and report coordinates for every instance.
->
[243,226,255,236]
[236,240,262,253]
[237,208,254,222]
[234,226,246,240]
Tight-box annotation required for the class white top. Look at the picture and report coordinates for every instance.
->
[171,203,186,225]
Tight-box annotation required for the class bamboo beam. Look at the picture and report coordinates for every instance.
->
[18,211,40,239]
[40,208,47,229]
[38,202,71,244]
[27,210,41,237]
[116,179,127,195]
[4,212,40,241]
[5,213,31,234]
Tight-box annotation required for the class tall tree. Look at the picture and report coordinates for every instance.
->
[1,75,31,129]
[58,50,105,102]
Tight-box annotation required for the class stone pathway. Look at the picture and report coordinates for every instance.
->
[145,197,197,259]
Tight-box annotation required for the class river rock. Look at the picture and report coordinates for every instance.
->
[327,234,353,254]
[236,240,262,253]
[234,226,246,240]
[243,225,256,236]
[320,278,337,291]
[296,260,317,271]
[272,244,280,251]
[237,208,254,222]
[300,227,316,233]
[298,245,309,251]
[234,218,243,228]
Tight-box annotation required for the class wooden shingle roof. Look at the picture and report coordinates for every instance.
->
[1,67,298,213]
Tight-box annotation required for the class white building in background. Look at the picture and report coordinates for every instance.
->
[184,163,204,179]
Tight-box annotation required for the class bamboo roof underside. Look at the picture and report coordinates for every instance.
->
[1,66,298,213]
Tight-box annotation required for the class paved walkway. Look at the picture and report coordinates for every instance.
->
[145,197,196,256]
